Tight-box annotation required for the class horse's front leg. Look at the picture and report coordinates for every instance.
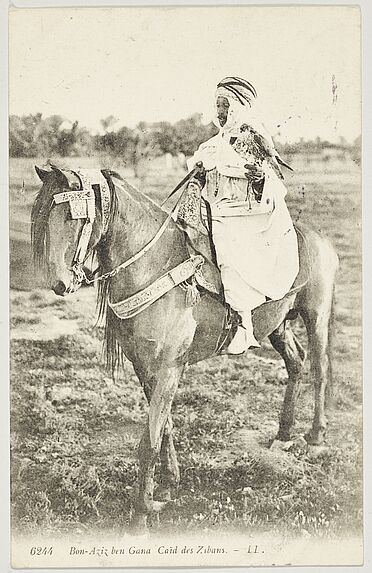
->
[155,415,180,502]
[134,365,183,530]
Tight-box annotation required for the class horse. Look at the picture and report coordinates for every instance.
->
[32,164,339,530]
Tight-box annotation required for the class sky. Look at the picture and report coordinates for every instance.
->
[9,5,361,143]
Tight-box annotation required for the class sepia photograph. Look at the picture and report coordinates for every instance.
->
[8,3,362,567]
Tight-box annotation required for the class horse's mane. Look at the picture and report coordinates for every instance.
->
[31,173,56,274]
[94,171,124,376]
[97,171,170,376]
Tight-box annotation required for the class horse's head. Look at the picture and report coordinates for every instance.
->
[32,165,108,296]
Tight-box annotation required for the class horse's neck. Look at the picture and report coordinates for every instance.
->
[117,179,166,252]
[99,178,185,296]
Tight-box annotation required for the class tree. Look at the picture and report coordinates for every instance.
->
[9,113,94,157]
[100,115,119,133]
[9,113,43,157]
[94,125,136,162]
[34,115,65,155]
[351,134,361,166]
[173,114,218,157]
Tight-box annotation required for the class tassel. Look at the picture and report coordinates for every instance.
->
[185,276,200,307]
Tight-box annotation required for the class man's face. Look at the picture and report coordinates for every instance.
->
[216,96,229,126]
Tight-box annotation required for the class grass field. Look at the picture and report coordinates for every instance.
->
[10,155,362,538]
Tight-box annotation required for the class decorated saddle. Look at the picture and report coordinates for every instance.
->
[176,180,310,342]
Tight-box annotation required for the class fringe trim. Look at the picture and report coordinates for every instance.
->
[96,278,125,378]
[182,276,201,307]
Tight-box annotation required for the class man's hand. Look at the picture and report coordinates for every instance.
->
[244,163,264,182]
[193,161,206,188]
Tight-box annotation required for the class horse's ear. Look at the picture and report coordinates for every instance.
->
[49,163,69,185]
[34,165,50,182]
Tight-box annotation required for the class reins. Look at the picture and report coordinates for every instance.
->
[81,200,180,285]
[160,163,200,206]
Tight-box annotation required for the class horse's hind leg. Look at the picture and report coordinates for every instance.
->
[299,247,338,445]
[301,305,333,445]
[325,287,336,409]
[269,321,306,442]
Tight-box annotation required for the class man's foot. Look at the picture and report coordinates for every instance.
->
[223,325,260,355]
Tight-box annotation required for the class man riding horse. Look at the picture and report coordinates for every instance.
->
[33,87,337,526]
[186,76,299,354]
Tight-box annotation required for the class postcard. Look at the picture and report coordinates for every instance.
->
[8,4,362,567]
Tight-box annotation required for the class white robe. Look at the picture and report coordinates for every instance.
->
[188,129,299,322]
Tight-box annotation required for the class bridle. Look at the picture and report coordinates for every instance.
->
[52,169,111,285]
[51,169,186,286]
[49,166,209,320]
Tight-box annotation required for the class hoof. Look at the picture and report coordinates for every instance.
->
[282,436,308,456]
[270,439,294,451]
[152,500,168,513]
[293,435,308,447]
[307,444,329,458]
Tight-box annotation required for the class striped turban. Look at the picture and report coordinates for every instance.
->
[216,77,257,107]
